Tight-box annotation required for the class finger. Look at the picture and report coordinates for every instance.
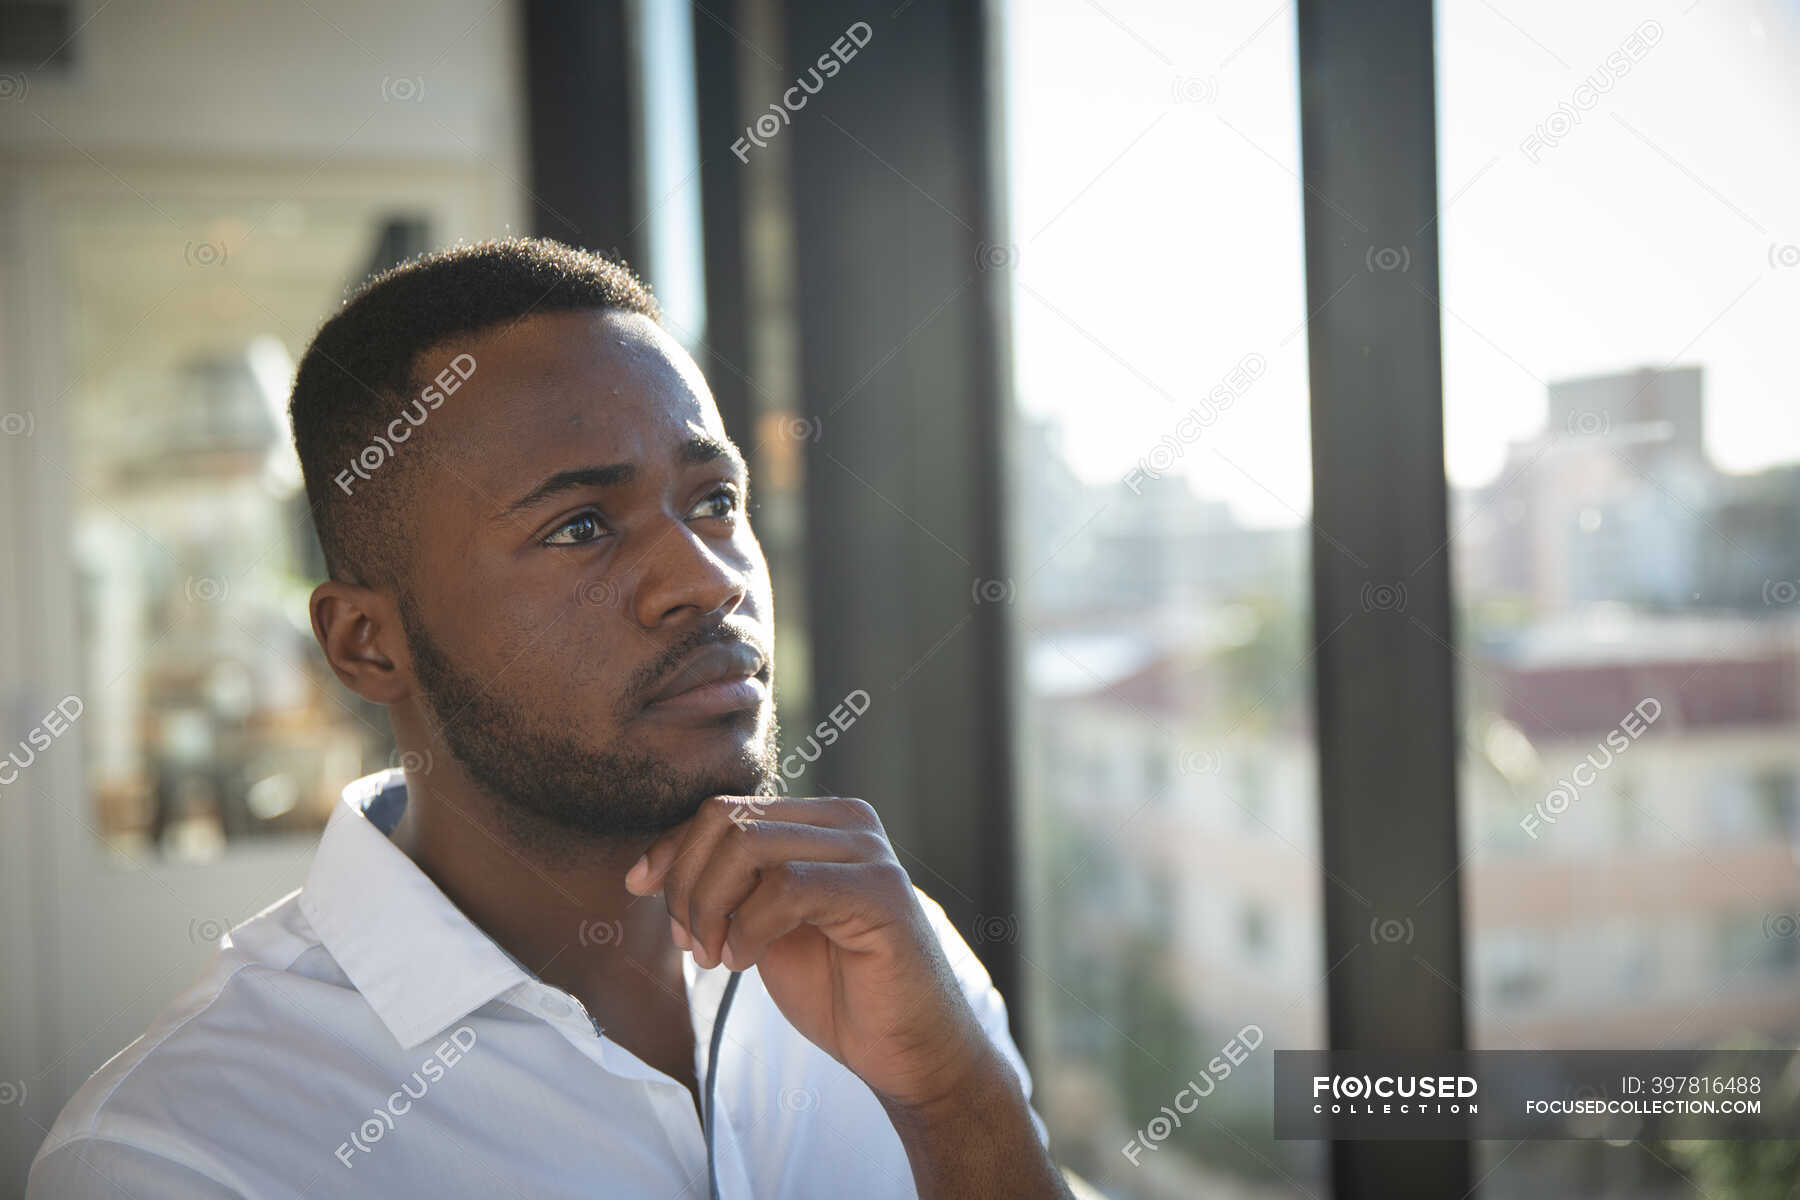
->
[624,807,732,899]
[720,858,918,970]
[681,823,884,966]
[625,795,881,897]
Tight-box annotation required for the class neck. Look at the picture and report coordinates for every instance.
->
[387,760,688,1022]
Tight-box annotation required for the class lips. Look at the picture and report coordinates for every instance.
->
[644,641,767,708]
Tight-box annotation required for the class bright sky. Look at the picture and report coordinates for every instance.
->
[1001,0,1800,528]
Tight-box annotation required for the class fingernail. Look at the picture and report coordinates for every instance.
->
[719,944,738,970]
[669,916,690,950]
[625,855,649,893]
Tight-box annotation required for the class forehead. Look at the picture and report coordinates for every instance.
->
[416,308,726,498]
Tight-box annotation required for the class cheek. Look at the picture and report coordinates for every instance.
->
[444,580,617,698]
[738,533,775,608]
[545,609,650,710]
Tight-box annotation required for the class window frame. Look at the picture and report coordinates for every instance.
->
[690,2,1469,1195]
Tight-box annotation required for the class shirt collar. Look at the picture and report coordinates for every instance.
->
[298,768,531,1051]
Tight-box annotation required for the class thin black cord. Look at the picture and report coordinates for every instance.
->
[704,969,743,1200]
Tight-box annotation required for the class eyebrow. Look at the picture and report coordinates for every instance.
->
[500,435,748,518]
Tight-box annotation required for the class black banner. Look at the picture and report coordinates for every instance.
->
[1274,1050,1798,1140]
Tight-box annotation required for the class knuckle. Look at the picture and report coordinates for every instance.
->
[765,859,802,897]
[848,829,890,860]
[734,815,775,844]
[836,796,878,825]
[728,795,772,822]
[868,858,911,895]
[720,825,760,866]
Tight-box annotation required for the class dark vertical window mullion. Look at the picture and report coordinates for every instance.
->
[781,0,1023,1032]
[690,0,753,449]
[1295,2,1471,1197]
[522,0,647,266]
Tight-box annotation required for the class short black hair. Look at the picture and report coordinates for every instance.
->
[288,236,660,587]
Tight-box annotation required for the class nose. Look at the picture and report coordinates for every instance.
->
[629,518,751,630]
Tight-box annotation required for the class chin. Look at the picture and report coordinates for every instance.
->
[646,699,779,790]
[646,717,775,786]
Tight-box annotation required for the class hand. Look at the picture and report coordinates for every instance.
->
[622,795,995,1111]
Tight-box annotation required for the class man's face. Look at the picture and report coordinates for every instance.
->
[393,309,779,841]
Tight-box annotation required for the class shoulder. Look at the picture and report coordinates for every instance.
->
[28,1136,246,1199]
[29,890,340,1186]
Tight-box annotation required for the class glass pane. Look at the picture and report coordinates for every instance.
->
[58,192,414,858]
[1439,2,1800,1194]
[1001,4,1325,1195]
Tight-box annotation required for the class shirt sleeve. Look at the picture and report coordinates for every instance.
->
[28,1137,246,1200]
[911,886,1052,1149]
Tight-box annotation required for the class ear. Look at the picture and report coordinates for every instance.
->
[309,580,412,705]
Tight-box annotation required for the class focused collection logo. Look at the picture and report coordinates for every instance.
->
[1311,1073,1479,1115]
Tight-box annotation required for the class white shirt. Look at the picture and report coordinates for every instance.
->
[28,769,1044,1198]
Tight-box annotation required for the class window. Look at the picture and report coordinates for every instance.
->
[1440,0,1800,1191]
[1003,3,1324,1194]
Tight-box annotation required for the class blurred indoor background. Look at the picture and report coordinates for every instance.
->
[1,1,1797,1197]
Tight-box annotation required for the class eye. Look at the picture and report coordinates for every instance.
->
[542,509,609,546]
[688,484,742,522]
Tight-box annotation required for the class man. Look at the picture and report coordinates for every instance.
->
[29,238,1069,1198]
